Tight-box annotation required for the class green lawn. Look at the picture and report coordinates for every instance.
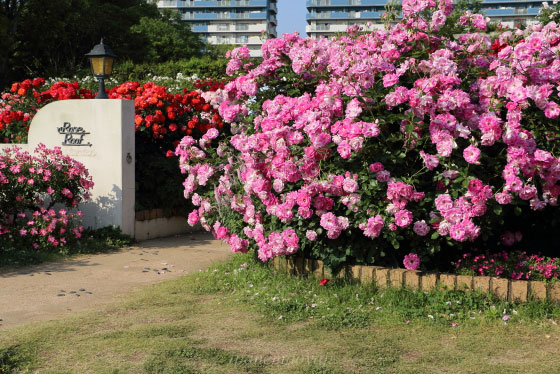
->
[1,254,559,373]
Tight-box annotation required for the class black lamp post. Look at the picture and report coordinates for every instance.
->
[85,38,117,99]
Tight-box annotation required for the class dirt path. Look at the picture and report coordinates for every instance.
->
[0,232,231,330]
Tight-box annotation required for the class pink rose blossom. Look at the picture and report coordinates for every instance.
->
[376,170,391,182]
[413,220,430,236]
[463,145,481,164]
[403,253,420,270]
[369,162,384,173]
[501,231,515,246]
[306,230,317,241]
[342,177,358,193]
[187,211,199,226]
[395,209,413,227]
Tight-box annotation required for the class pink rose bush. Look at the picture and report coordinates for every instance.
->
[177,2,560,271]
[0,144,93,252]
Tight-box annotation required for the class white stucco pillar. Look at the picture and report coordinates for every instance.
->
[24,99,136,236]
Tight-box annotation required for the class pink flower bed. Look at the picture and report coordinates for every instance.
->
[456,250,560,281]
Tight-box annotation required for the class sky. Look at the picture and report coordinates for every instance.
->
[277,0,307,37]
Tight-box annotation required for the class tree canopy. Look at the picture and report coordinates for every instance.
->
[0,0,204,89]
[131,9,204,63]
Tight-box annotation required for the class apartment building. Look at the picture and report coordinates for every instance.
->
[482,0,542,29]
[153,0,278,57]
[306,0,543,39]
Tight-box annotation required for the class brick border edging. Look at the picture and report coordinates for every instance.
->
[271,257,560,304]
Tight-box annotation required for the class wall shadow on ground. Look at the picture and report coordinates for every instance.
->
[0,259,103,278]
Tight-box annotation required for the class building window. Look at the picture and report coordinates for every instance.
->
[310,0,331,5]
[217,23,230,31]
[236,35,249,43]
[236,23,249,31]
[235,10,249,19]
[218,35,230,44]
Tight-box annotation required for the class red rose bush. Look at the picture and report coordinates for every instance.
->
[0,78,223,149]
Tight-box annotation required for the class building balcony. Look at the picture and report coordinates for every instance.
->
[492,17,541,27]
[192,23,271,33]
[207,35,264,45]
[187,11,269,20]
[484,9,513,16]
[307,28,385,39]
[481,0,544,3]
[307,10,384,20]
[157,0,270,8]
[157,0,181,7]
[193,12,218,19]
[306,20,383,33]
[331,11,350,18]
[483,7,541,17]
[306,0,388,7]
[188,0,268,6]
[360,11,383,18]
[307,11,348,19]
[249,11,267,19]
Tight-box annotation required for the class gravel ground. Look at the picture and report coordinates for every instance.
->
[0,232,231,329]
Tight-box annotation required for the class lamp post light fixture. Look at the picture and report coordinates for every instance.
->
[85,38,117,99]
